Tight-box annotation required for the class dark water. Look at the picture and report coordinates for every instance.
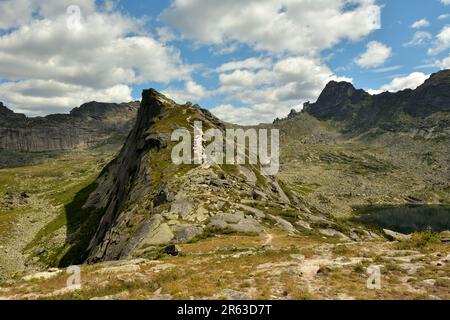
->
[352,205,450,234]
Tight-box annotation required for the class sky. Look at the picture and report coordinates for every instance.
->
[1,0,450,124]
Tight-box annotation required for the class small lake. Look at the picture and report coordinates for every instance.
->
[351,205,450,234]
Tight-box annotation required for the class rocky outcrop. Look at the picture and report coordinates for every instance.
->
[301,70,450,135]
[0,101,139,151]
[304,81,369,122]
[58,88,364,266]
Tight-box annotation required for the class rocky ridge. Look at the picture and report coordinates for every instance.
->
[0,101,139,152]
[291,70,450,137]
[58,89,375,266]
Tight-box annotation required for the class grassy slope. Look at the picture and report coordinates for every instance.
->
[277,116,450,220]
[0,144,121,278]
[1,230,448,300]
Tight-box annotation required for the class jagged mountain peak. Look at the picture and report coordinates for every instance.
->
[315,80,368,107]
[296,70,450,132]
[321,80,357,93]
[301,80,369,122]
[70,101,140,118]
[56,87,352,265]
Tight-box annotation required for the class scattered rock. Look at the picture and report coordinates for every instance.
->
[316,265,332,275]
[319,229,351,241]
[150,263,175,273]
[97,259,149,270]
[170,199,193,219]
[421,279,436,286]
[238,166,258,184]
[440,231,450,243]
[148,288,173,300]
[295,220,312,230]
[268,215,297,234]
[20,192,31,199]
[383,229,411,242]
[187,206,209,223]
[171,224,202,243]
[236,204,265,219]
[208,213,262,234]
[141,215,175,246]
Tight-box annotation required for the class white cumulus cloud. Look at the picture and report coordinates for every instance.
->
[0,0,192,115]
[368,72,429,94]
[162,80,210,104]
[210,56,352,125]
[428,25,450,55]
[355,41,392,69]
[161,0,381,54]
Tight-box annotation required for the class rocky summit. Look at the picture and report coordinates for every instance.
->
[300,70,450,136]
[60,89,362,266]
[0,74,449,300]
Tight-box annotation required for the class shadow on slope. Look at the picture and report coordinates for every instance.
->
[58,182,105,267]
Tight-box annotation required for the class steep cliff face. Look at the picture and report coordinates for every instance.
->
[57,89,364,266]
[301,70,450,135]
[0,101,139,151]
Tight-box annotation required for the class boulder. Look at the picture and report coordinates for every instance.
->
[383,229,411,242]
[140,215,175,246]
[295,220,312,230]
[171,224,203,243]
[319,229,351,241]
[268,215,297,234]
[170,199,193,218]
[208,213,262,234]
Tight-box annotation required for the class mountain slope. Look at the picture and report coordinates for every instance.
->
[274,71,450,221]
[55,89,376,266]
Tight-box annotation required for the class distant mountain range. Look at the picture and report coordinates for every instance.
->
[0,101,139,152]
[2,70,450,154]
[281,70,450,139]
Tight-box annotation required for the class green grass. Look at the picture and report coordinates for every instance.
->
[0,148,119,270]
[395,231,442,250]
